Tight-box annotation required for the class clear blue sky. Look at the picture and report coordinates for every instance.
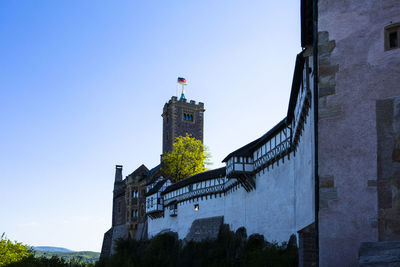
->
[0,1,300,252]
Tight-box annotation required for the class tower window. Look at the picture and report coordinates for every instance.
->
[385,23,400,51]
[183,113,194,121]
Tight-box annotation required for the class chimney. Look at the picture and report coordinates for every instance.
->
[115,165,123,183]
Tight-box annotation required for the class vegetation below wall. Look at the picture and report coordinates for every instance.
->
[0,233,96,267]
[5,255,95,267]
[96,225,298,267]
[33,250,99,263]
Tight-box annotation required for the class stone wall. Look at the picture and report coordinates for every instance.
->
[100,224,129,258]
[185,216,224,242]
[317,0,400,265]
[162,97,204,154]
[376,98,400,241]
[100,228,112,259]
[112,193,126,226]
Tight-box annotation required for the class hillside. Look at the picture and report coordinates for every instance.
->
[32,247,100,263]
[33,246,74,253]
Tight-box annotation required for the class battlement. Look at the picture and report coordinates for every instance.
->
[162,95,205,154]
[165,96,205,110]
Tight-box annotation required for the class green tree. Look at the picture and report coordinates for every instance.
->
[161,134,210,182]
[0,233,32,266]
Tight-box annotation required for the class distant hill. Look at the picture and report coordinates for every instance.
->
[33,246,74,253]
[32,247,100,263]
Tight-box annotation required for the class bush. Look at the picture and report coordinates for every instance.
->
[0,233,31,266]
[96,226,298,267]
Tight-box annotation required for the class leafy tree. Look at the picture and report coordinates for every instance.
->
[0,233,31,266]
[161,134,211,182]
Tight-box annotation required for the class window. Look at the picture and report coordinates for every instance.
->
[194,204,199,211]
[118,201,121,212]
[385,23,400,50]
[183,113,194,121]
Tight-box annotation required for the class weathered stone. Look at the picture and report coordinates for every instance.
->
[377,98,400,240]
[320,187,338,202]
[359,241,400,266]
[319,105,342,119]
[319,86,336,97]
[298,223,316,267]
[318,40,336,56]
[368,180,377,187]
[318,31,329,43]
[320,175,334,188]
[319,64,339,76]
[185,216,224,242]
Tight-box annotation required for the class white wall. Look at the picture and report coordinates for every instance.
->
[148,88,315,243]
[148,194,225,238]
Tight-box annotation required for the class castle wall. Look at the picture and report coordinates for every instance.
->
[293,91,315,233]
[224,158,296,243]
[148,194,225,239]
[112,193,126,226]
[149,95,315,244]
[225,92,315,242]
[317,1,400,265]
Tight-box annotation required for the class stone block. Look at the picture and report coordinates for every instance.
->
[319,105,342,119]
[320,175,334,188]
[318,40,336,56]
[319,64,339,76]
[320,187,338,201]
[318,31,329,43]
[320,187,338,208]
[185,216,224,242]
[319,86,336,97]
[359,241,400,266]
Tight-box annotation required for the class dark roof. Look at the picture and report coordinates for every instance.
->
[126,164,149,180]
[222,119,287,162]
[161,167,226,195]
[287,52,305,122]
[301,0,314,47]
[144,164,162,185]
[145,179,167,196]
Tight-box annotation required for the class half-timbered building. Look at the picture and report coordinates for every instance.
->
[102,1,400,266]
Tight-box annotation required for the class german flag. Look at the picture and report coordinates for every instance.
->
[177,77,186,84]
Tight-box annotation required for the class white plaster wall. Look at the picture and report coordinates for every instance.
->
[293,83,315,232]
[148,194,225,239]
[224,158,296,243]
[148,96,315,244]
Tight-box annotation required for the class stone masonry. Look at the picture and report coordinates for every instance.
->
[162,96,205,154]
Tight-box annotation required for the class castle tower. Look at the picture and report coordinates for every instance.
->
[112,165,125,227]
[162,96,205,154]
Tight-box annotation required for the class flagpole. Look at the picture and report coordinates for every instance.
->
[177,77,187,100]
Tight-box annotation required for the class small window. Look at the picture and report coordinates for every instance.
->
[118,201,121,212]
[194,204,199,211]
[183,113,194,121]
[385,23,400,51]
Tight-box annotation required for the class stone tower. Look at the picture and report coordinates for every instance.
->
[162,96,205,154]
[100,165,129,258]
[112,165,125,226]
